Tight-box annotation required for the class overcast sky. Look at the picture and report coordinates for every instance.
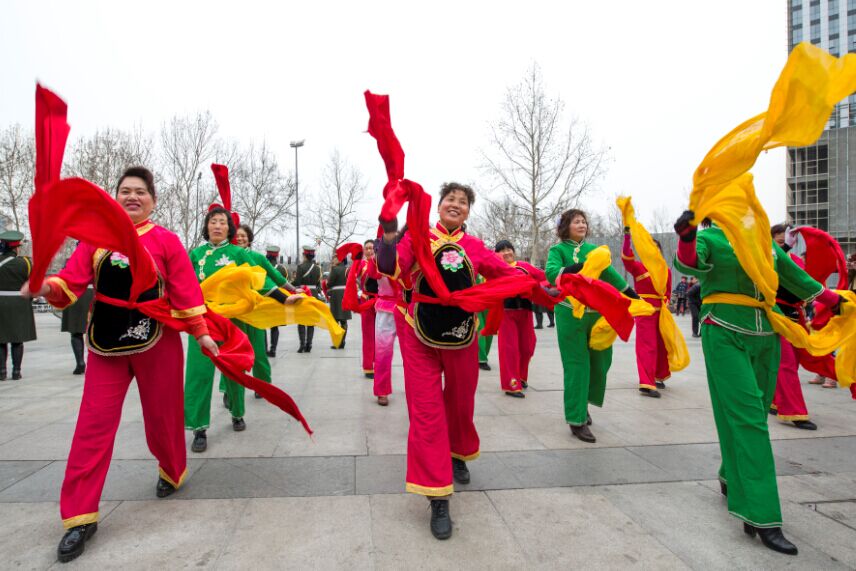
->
[2,0,790,253]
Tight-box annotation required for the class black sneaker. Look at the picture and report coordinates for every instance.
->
[57,523,98,563]
[364,372,375,379]
[429,499,453,540]
[478,362,491,371]
[505,391,525,398]
[655,381,666,390]
[793,419,818,430]
[72,364,86,375]
[639,387,661,398]
[191,430,207,453]
[452,458,470,484]
[156,477,177,498]
[232,417,246,432]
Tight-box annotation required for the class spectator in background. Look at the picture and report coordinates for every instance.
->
[673,276,689,316]
[687,277,702,338]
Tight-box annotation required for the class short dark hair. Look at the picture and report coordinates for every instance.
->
[556,209,589,240]
[770,223,787,237]
[364,239,375,247]
[238,224,254,245]
[116,166,156,199]
[494,239,515,253]
[202,207,237,241]
[439,182,475,207]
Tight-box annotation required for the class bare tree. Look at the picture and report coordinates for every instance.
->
[307,150,367,251]
[647,204,674,235]
[471,196,538,261]
[481,63,609,266]
[231,140,295,237]
[0,125,35,231]
[157,112,219,248]
[65,126,154,192]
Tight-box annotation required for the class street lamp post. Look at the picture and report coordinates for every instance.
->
[290,139,305,265]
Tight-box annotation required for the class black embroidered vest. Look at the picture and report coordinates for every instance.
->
[87,250,162,356]
[504,265,533,311]
[414,242,476,349]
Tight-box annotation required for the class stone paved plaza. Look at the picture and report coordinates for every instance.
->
[1,313,855,569]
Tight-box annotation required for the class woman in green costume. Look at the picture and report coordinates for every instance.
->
[545,209,639,443]
[184,209,293,453]
[674,211,843,555]
[234,224,295,399]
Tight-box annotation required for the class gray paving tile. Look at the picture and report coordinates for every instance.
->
[772,436,856,473]
[178,456,354,499]
[0,459,51,492]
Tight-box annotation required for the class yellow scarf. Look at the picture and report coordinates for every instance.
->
[616,196,689,371]
[689,43,856,387]
[565,245,655,350]
[200,263,345,347]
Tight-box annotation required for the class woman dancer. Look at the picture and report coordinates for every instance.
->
[24,167,220,562]
[376,182,523,540]
[674,212,841,554]
[621,228,672,397]
[546,209,638,443]
[494,240,545,398]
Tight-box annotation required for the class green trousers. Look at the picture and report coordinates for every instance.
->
[185,321,246,429]
[218,325,271,393]
[702,324,782,527]
[477,310,493,363]
[555,305,612,426]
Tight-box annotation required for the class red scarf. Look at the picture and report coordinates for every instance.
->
[794,226,848,289]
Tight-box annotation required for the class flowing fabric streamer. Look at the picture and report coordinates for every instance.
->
[617,196,689,370]
[199,263,346,347]
[688,42,856,389]
[794,226,848,289]
[364,90,640,334]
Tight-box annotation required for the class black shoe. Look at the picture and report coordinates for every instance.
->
[570,424,596,443]
[534,325,543,330]
[744,524,798,555]
[330,345,338,350]
[478,362,491,371]
[156,477,177,498]
[364,372,374,379]
[191,430,207,453]
[587,413,592,426]
[768,408,778,416]
[547,323,555,328]
[452,458,470,484]
[222,392,230,409]
[297,346,305,354]
[254,392,262,399]
[305,346,312,353]
[639,387,661,398]
[720,481,727,496]
[266,350,276,358]
[521,381,528,389]
[11,371,21,380]
[73,364,86,375]
[232,417,246,432]
[655,381,666,390]
[57,523,97,563]
[429,499,453,540]
[793,419,818,430]
[0,369,5,381]
[505,391,525,398]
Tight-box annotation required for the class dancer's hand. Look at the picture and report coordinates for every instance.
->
[285,294,302,305]
[198,334,219,357]
[674,210,697,243]
[19,280,50,298]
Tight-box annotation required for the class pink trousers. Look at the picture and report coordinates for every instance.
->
[772,337,810,420]
[498,309,536,392]
[373,310,396,396]
[60,329,186,528]
[401,322,480,496]
[634,312,670,389]
[360,307,376,374]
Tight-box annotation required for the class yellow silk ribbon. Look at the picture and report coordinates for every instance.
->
[616,196,690,371]
[567,246,612,319]
[702,291,856,387]
[687,43,856,379]
[200,263,345,346]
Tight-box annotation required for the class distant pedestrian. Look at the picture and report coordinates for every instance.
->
[61,283,94,375]
[673,276,689,315]
[687,277,701,337]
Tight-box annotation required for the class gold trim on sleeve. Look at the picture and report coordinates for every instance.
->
[46,276,78,307]
[171,305,207,318]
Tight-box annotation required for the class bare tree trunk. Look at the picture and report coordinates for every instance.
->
[307,150,367,252]
[0,125,35,231]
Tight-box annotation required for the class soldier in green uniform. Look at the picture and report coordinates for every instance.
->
[184,208,289,453]
[291,246,323,353]
[234,225,295,399]
[674,212,842,555]
[265,245,289,357]
[61,283,94,375]
[326,255,351,349]
[0,230,35,380]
